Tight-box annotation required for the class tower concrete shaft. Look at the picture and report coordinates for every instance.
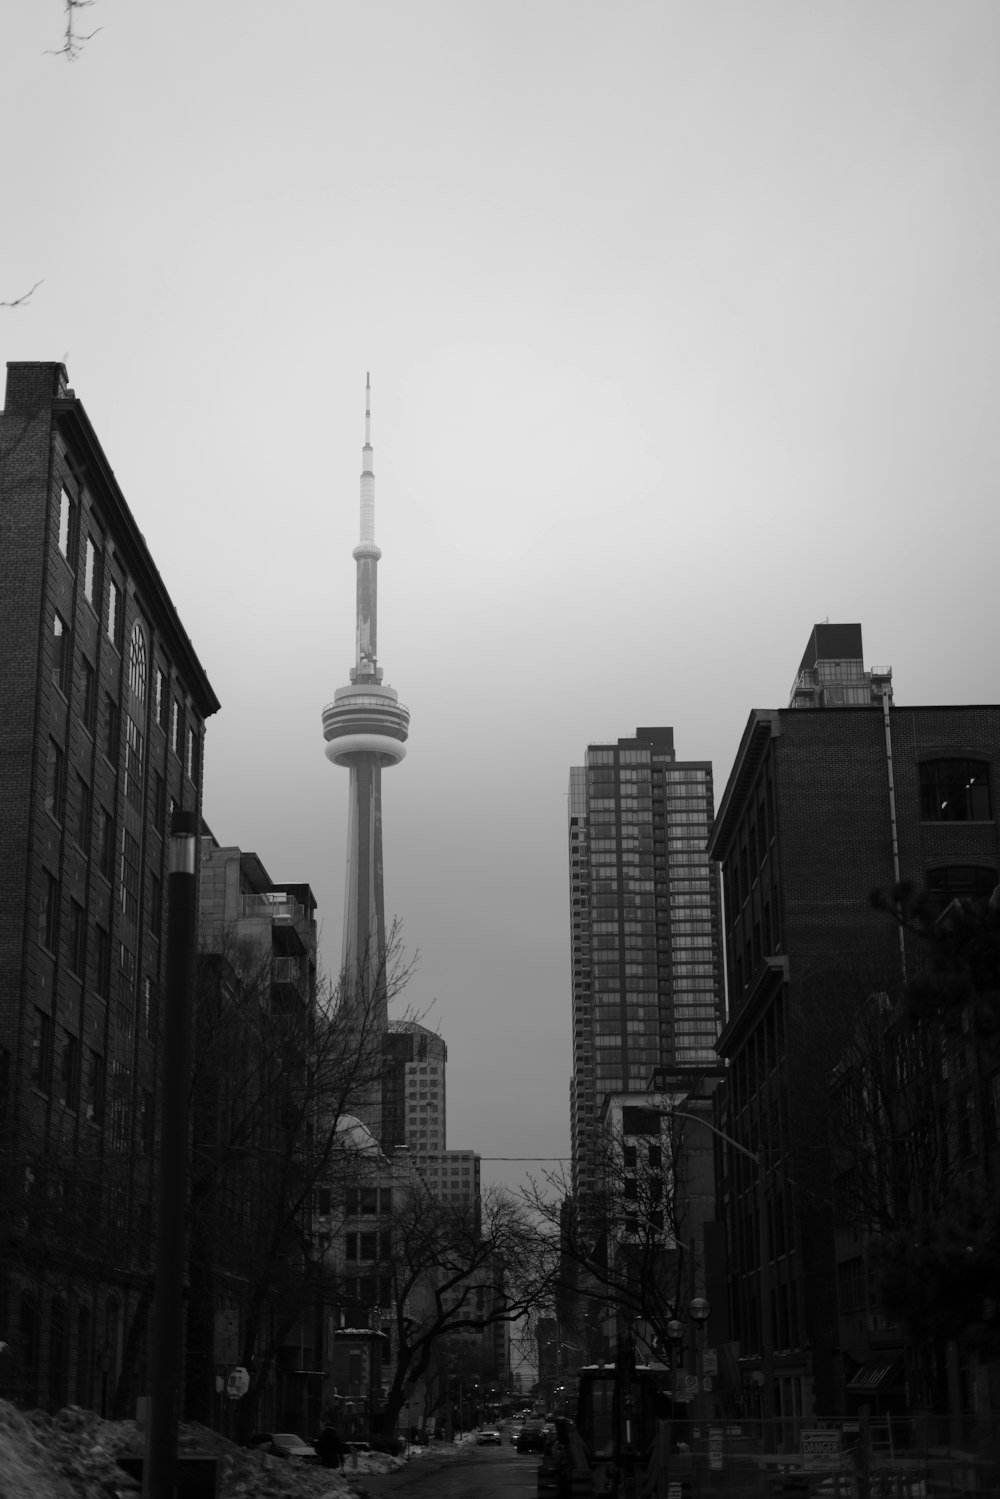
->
[323,377,409,1051]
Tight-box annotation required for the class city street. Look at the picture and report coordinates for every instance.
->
[355,1441,539,1499]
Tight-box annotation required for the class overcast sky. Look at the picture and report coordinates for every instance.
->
[4,1,1000,1197]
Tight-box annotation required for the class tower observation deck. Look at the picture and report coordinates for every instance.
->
[323,375,409,1021]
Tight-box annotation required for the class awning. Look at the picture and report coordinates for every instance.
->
[846,1353,901,1391]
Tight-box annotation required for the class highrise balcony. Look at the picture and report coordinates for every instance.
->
[240,892,310,956]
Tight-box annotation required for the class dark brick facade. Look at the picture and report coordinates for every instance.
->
[0,363,219,1412]
[708,700,1000,1424]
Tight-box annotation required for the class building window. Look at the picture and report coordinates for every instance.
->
[95,924,111,998]
[61,1031,81,1110]
[107,577,123,650]
[96,806,114,879]
[170,699,181,757]
[86,1049,105,1124]
[920,760,992,822]
[124,717,144,809]
[149,874,162,933]
[41,871,60,952]
[345,1233,358,1262]
[31,1009,54,1091]
[105,694,120,763]
[153,772,166,834]
[837,1255,866,1314]
[142,977,158,1038]
[186,725,199,785]
[75,774,91,848]
[129,623,147,702]
[46,739,65,821]
[52,612,69,693]
[84,534,100,604]
[116,947,135,1040]
[69,901,86,977]
[119,828,141,925]
[154,668,165,727]
[75,1306,92,1407]
[80,657,96,734]
[58,487,77,562]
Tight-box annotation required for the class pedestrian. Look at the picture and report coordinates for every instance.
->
[315,1425,344,1469]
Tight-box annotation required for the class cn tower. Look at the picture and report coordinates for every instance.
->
[323,375,410,1041]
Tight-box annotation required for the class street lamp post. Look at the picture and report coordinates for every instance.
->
[664,1108,774,1440]
[688,1297,711,1423]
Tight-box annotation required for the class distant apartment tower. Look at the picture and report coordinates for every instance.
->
[380,1022,481,1212]
[568,727,724,1208]
[707,623,1000,1424]
[0,362,219,1412]
[382,1022,448,1157]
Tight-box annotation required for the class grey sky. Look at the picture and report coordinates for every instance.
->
[4,1,1000,1195]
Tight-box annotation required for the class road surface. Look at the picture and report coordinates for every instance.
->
[356,1439,541,1498]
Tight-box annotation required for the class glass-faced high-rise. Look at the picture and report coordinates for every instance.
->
[568,726,724,1204]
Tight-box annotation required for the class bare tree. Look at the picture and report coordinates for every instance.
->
[872,880,1000,1054]
[186,921,416,1438]
[826,970,1000,1405]
[0,282,44,309]
[359,1181,555,1436]
[47,0,102,61]
[523,1105,710,1363]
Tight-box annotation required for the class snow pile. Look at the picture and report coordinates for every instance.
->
[0,1402,408,1499]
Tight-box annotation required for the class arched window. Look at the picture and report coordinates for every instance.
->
[926,866,998,906]
[19,1291,40,1407]
[128,623,147,703]
[49,1295,68,1410]
[76,1302,93,1408]
[102,1295,120,1418]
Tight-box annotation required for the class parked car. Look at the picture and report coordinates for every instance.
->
[477,1427,502,1445]
[249,1433,318,1461]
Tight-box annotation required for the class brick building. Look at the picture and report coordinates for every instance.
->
[0,362,219,1412]
[707,624,1000,1432]
[192,837,318,1433]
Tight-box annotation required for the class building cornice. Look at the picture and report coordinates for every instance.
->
[53,396,220,718]
[707,711,781,860]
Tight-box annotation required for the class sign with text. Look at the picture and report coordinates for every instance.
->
[801,1430,841,1469]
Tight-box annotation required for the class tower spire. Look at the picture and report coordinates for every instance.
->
[322,376,410,1109]
[359,372,376,548]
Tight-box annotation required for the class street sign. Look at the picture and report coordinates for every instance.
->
[708,1428,724,1471]
[226,1367,250,1400]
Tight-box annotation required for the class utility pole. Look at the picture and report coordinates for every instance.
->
[666,1108,774,1439]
